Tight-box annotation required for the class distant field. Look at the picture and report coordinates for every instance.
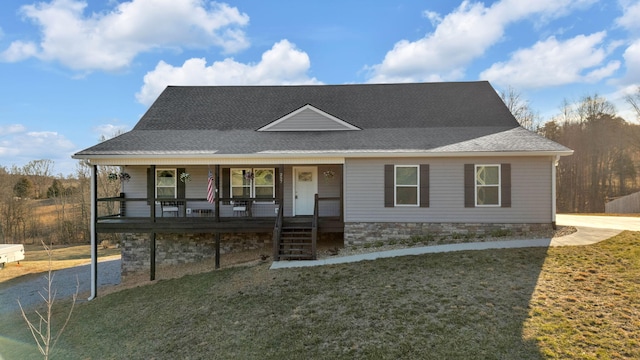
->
[0,244,120,284]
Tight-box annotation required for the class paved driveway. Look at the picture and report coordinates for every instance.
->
[556,214,640,231]
[549,214,639,246]
[0,258,120,315]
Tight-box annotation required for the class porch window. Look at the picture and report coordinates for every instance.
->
[475,165,500,206]
[230,168,275,200]
[156,169,176,199]
[395,165,419,206]
[231,168,252,197]
[254,168,275,199]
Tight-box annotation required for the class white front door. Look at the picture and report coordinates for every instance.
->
[293,167,317,216]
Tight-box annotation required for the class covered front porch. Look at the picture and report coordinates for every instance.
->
[90,163,344,280]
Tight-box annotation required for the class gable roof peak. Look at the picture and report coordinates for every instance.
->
[257,104,361,132]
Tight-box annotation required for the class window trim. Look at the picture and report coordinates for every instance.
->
[155,168,177,201]
[475,164,501,207]
[394,165,420,207]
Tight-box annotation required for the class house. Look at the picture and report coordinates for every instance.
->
[73,81,572,291]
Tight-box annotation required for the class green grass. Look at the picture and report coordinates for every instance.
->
[1,232,638,359]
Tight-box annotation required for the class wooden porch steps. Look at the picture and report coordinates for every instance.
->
[278,221,314,260]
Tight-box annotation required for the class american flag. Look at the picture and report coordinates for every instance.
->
[207,171,216,204]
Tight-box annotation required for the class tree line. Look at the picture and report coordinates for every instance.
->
[502,87,640,213]
[0,160,121,244]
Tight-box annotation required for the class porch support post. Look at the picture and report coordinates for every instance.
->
[88,164,98,300]
[279,164,284,201]
[215,165,220,222]
[215,232,220,269]
[150,233,156,281]
[340,164,344,223]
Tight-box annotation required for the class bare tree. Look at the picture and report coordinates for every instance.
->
[23,160,55,199]
[499,86,539,131]
[625,86,640,120]
[544,94,639,212]
[17,241,79,360]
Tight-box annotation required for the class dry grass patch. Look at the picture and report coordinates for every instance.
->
[0,245,120,284]
[523,231,640,359]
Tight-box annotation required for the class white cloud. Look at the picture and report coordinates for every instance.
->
[616,0,640,33]
[0,126,77,174]
[422,11,442,27]
[480,32,620,88]
[94,124,130,140]
[366,0,597,83]
[0,124,27,134]
[136,39,321,105]
[0,0,250,71]
[620,39,640,83]
[0,41,39,62]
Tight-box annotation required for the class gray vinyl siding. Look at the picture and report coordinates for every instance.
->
[119,166,149,217]
[344,157,554,223]
[266,108,354,131]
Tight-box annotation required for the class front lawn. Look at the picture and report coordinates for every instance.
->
[1,232,638,359]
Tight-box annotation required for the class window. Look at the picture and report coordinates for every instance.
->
[395,165,419,206]
[230,168,275,200]
[156,169,176,199]
[253,168,275,199]
[475,165,500,206]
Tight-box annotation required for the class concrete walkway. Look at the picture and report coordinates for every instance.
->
[271,215,635,270]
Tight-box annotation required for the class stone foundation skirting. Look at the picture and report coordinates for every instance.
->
[344,222,553,246]
[121,232,271,275]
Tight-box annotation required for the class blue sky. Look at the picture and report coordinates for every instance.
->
[1,0,639,175]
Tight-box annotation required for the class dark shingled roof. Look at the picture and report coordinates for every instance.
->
[75,81,572,157]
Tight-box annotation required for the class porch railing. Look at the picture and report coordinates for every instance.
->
[96,196,281,220]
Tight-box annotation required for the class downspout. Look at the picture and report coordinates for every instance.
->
[88,165,98,300]
[551,155,559,230]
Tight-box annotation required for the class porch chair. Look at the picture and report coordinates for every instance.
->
[160,201,180,217]
[232,200,249,217]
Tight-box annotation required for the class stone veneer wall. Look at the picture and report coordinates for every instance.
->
[121,232,271,275]
[344,222,553,246]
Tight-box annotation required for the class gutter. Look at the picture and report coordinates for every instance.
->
[73,150,574,166]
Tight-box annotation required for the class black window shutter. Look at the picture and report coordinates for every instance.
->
[464,164,475,208]
[177,168,186,201]
[420,164,429,207]
[501,163,511,208]
[147,167,154,205]
[384,165,394,207]
[222,168,230,203]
